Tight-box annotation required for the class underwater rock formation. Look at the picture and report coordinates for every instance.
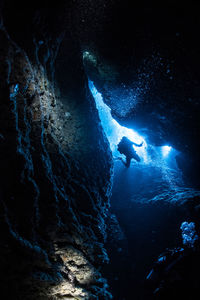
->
[145,223,200,300]
[0,3,113,299]
[1,1,200,299]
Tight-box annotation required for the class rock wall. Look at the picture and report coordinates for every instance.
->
[0,4,113,299]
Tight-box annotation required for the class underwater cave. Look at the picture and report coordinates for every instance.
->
[1,1,200,299]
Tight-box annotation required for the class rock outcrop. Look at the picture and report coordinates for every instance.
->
[0,2,113,299]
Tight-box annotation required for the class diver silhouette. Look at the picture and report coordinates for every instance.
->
[117,136,143,167]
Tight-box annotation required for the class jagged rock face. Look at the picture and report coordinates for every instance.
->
[0,3,113,299]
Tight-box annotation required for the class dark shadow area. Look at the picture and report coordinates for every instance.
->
[104,160,200,300]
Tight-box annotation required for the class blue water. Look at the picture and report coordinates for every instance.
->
[89,80,148,162]
[89,80,200,299]
[89,80,181,183]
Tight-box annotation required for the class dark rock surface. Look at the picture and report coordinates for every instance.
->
[0,2,113,299]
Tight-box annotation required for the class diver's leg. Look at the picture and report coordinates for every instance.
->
[134,154,141,162]
[125,156,131,167]
[132,151,141,162]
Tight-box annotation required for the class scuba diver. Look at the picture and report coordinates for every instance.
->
[117,136,143,167]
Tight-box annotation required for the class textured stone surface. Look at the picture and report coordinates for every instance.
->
[0,5,113,298]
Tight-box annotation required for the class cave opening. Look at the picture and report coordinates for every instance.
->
[89,79,180,175]
[89,79,200,300]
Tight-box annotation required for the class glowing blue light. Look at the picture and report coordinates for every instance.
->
[162,146,172,157]
[88,80,148,162]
